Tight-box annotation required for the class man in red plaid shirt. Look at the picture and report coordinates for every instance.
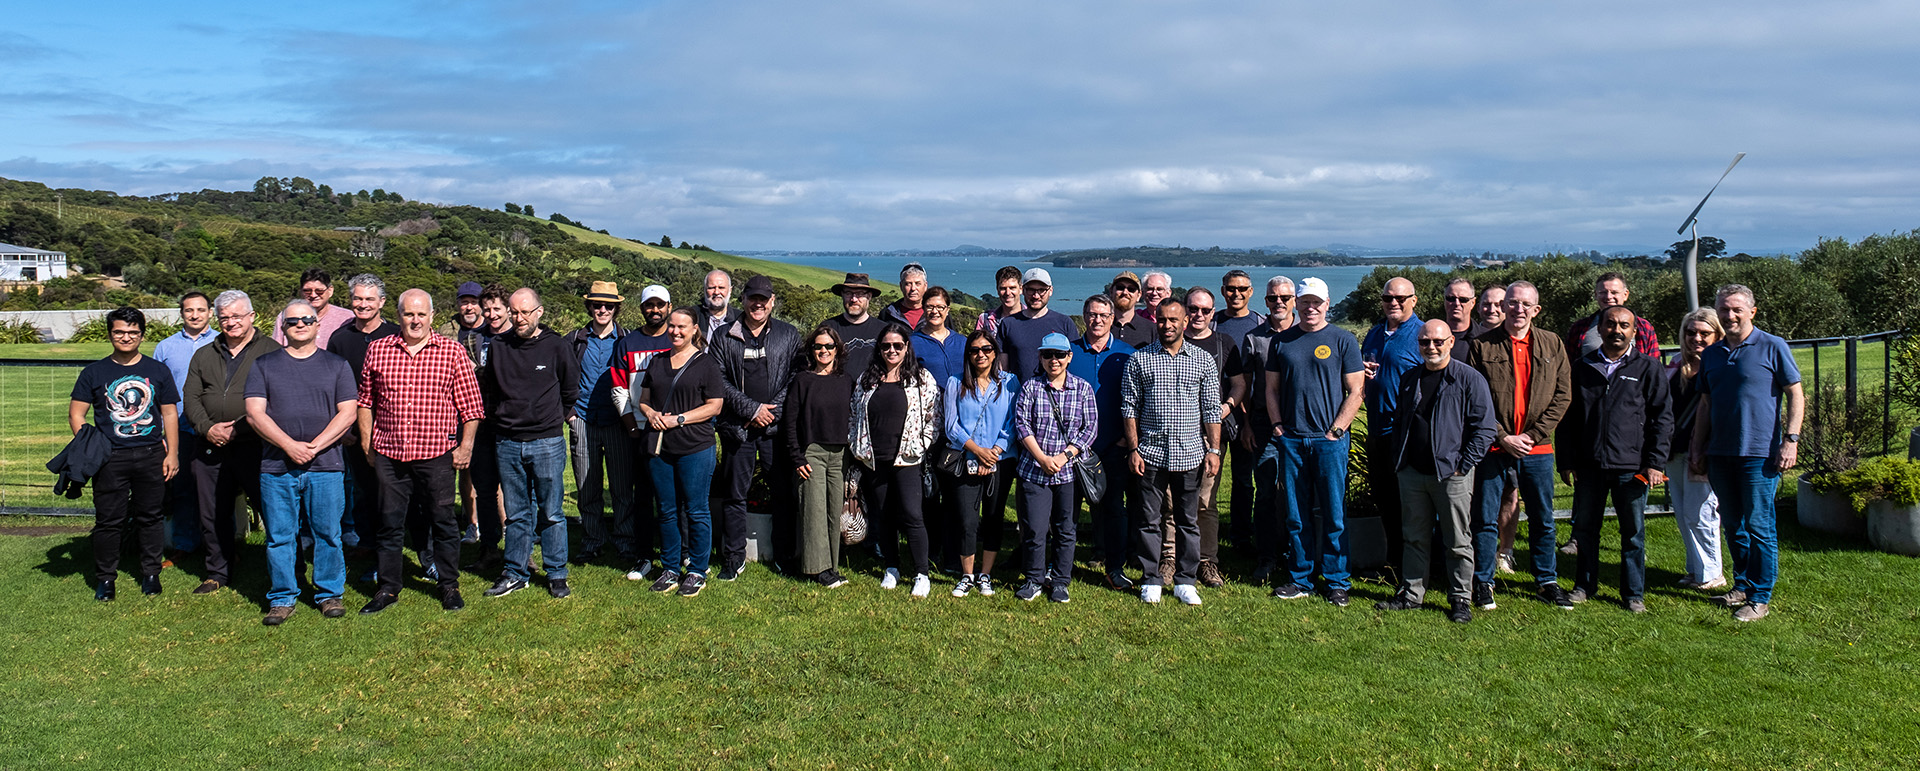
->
[1565,273,1662,362]
[355,288,486,614]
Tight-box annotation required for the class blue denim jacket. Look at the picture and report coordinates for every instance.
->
[943,372,1016,459]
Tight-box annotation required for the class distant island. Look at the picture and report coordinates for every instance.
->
[1042,246,1459,268]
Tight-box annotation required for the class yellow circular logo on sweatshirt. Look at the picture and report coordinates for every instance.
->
[1314,345,1331,359]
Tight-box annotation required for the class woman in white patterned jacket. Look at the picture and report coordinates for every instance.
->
[850,323,943,599]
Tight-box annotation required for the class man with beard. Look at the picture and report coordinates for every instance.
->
[711,275,802,579]
[881,263,929,330]
[609,285,676,580]
[699,270,740,341]
[1108,271,1155,349]
[1121,298,1222,606]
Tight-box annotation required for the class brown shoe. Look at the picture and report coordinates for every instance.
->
[192,579,223,595]
[262,606,295,626]
[1159,557,1176,584]
[1197,560,1226,588]
[318,598,346,618]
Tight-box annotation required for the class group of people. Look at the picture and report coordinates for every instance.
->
[69,261,1802,625]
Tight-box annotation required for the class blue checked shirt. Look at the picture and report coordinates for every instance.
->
[1120,341,1222,472]
[1013,374,1100,486]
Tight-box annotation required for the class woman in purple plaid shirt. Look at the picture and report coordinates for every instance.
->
[1011,332,1099,603]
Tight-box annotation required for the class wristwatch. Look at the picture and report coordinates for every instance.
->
[1784,432,1801,443]
[675,414,686,427]
[1205,446,1222,456]
[1329,427,1347,439]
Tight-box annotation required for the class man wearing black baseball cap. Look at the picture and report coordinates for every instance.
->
[710,275,801,578]
[437,281,488,352]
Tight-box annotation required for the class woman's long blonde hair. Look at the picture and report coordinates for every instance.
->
[1676,307,1726,380]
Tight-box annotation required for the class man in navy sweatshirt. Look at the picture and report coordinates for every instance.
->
[480,288,581,599]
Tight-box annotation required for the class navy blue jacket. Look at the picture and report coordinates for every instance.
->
[1389,360,1499,479]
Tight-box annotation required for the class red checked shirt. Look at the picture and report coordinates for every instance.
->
[358,332,486,461]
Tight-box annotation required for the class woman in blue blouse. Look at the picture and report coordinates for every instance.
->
[942,329,1017,597]
[911,287,965,572]
[1011,333,1098,603]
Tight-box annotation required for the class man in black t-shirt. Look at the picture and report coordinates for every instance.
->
[1169,288,1245,587]
[69,307,181,600]
[821,273,886,375]
[325,274,400,557]
[710,276,801,579]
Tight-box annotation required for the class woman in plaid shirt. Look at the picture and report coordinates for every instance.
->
[1011,333,1098,603]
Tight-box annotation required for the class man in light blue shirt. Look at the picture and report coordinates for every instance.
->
[151,291,217,554]
[1068,293,1136,590]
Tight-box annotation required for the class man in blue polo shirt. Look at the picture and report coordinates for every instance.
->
[1068,293,1136,590]
[1360,276,1425,577]
[1688,283,1803,622]
[153,291,216,557]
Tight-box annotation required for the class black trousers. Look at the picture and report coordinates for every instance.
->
[90,444,168,584]
[371,452,459,595]
[865,462,929,576]
[1227,438,1254,549]
[1136,465,1201,586]
[719,432,790,569]
[190,440,262,584]
[1092,444,1136,573]
[469,429,502,550]
[1366,432,1404,571]
[946,463,1011,560]
[1019,479,1078,586]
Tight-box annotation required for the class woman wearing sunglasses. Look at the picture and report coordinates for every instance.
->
[1011,333,1098,602]
[911,287,965,572]
[941,329,1017,597]
[785,325,853,588]
[850,324,942,598]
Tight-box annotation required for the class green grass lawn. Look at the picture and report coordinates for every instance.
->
[3,500,1917,768]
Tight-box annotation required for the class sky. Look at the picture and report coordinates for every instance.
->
[4,1,1918,253]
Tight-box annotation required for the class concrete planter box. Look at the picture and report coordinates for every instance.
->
[1866,500,1920,556]
[1797,475,1865,537]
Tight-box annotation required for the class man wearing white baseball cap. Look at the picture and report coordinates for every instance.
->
[995,268,1079,390]
[607,284,675,580]
[1263,277,1365,607]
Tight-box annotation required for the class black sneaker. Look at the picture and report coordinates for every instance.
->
[1015,580,1044,601]
[1271,582,1310,600]
[1105,570,1134,592]
[139,574,162,596]
[95,580,115,602]
[441,589,465,611]
[1539,583,1574,609]
[677,572,707,597]
[1474,582,1497,610]
[718,562,744,582]
[1049,583,1070,603]
[1375,595,1422,611]
[484,578,528,598]
[1448,599,1473,623]
[650,570,682,593]
[1324,587,1350,607]
[548,579,571,599]
[816,569,848,589]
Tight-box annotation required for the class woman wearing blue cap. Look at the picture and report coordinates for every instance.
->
[1011,332,1098,603]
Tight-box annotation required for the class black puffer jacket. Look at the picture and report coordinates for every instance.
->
[710,317,802,441]
[1557,348,1673,473]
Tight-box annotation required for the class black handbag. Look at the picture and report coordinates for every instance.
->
[934,445,969,478]
[1045,388,1108,504]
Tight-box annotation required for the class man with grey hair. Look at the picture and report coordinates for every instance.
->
[327,274,401,558]
[182,289,280,594]
[1139,271,1173,323]
[1689,283,1803,622]
[357,288,485,613]
[700,270,739,340]
[882,262,930,330]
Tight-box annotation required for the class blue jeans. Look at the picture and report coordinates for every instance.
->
[1473,451,1557,585]
[260,470,346,607]
[1707,456,1780,604]
[1570,470,1649,599]
[1278,433,1351,590]
[650,447,716,576]
[499,435,570,582]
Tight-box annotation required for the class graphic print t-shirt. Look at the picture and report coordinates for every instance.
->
[72,355,179,450]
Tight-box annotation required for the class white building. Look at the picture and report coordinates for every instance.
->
[0,242,69,282]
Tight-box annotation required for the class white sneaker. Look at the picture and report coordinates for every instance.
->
[975,573,996,596]
[1698,576,1728,591]
[880,567,900,590]
[624,563,652,582]
[910,573,930,599]
[1495,553,1516,575]
[951,574,974,598]
[1172,584,1203,606]
[1140,584,1163,604]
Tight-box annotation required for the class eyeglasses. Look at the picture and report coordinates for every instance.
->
[810,343,836,351]
[1445,296,1474,304]
[218,312,254,323]
[283,316,319,328]
[924,304,949,312]
[1381,294,1415,304]
[1083,311,1113,320]
[109,329,143,338]
[508,307,543,318]
[1266,294,1295,303]
[1040,350,1069,360]
[880,342,909,351]
[967,346,996,355]
[1418,338,1451,348]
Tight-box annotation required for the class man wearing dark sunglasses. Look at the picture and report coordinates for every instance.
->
[1357,276,1424,580]
[1067,293,1137,590]
[711,275,802,580]
[1238,275,1295,580]
[565,281,635,567]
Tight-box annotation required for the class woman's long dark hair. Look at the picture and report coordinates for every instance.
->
[808,324,846,375]
[860,324,924,390]
[961,329,1002,398]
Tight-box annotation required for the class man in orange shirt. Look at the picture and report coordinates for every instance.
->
[1465,281,1573,611]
